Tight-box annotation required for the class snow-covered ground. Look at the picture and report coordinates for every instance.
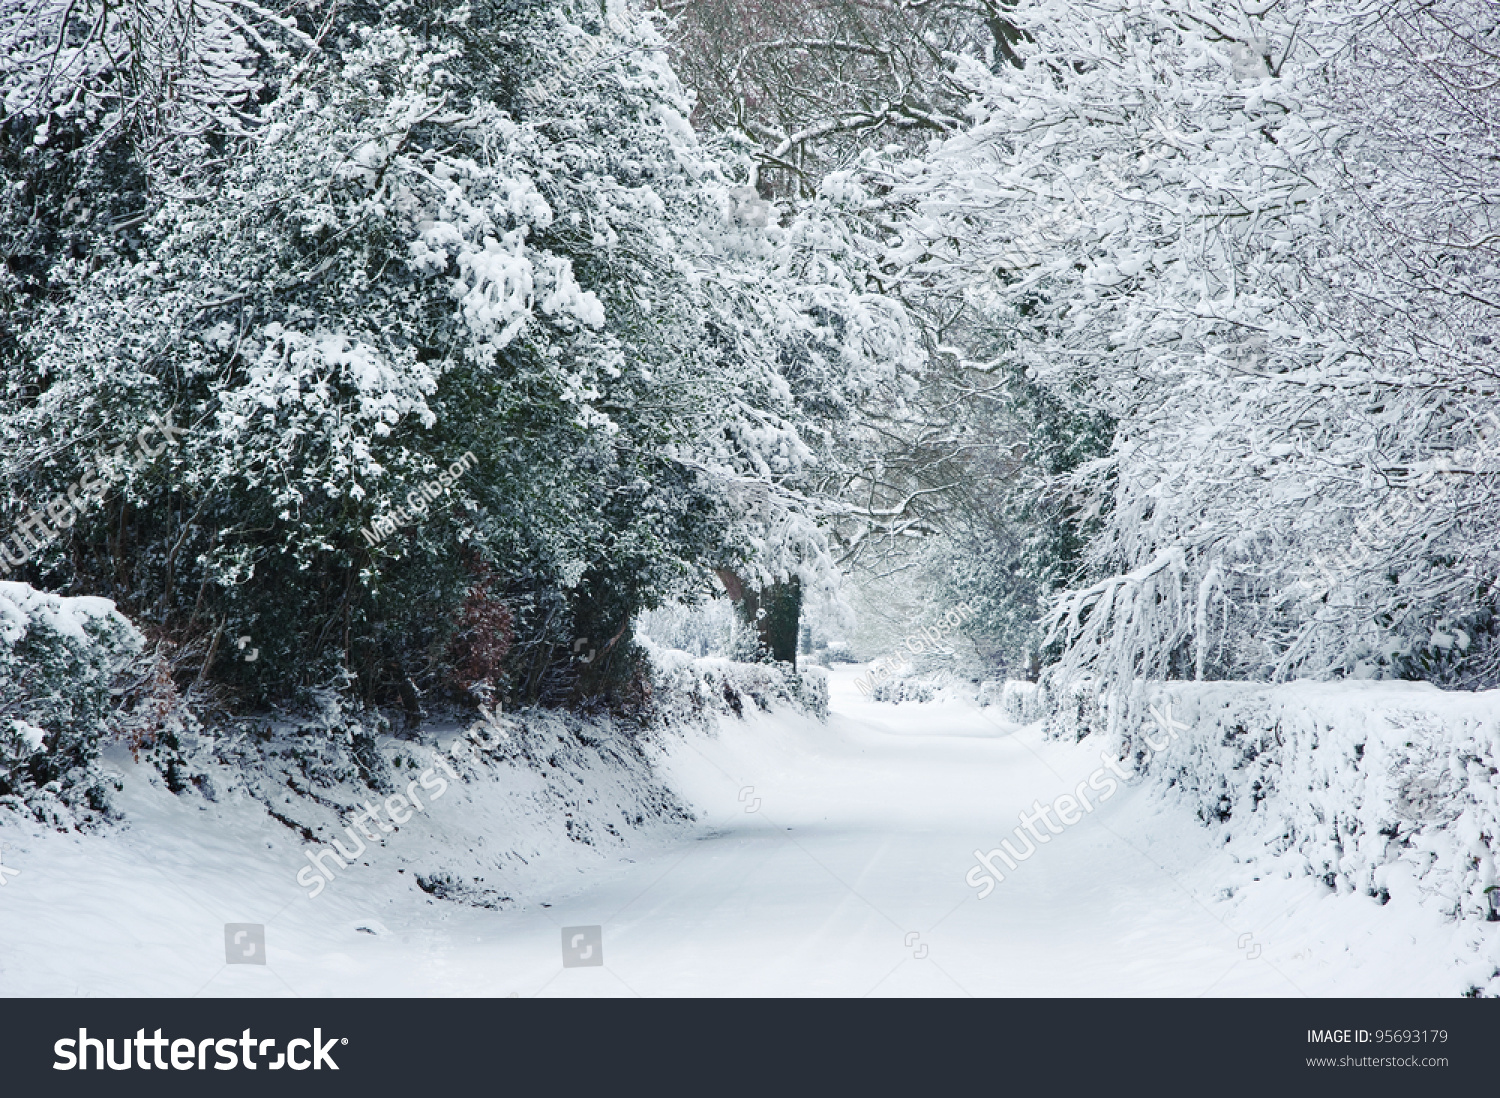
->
[0,666,1491,996]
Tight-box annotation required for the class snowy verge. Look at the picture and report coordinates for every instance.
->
[0,630,829,924]
[207,703,698,909]
[104,641,832,910]
[1049,677,1500,992]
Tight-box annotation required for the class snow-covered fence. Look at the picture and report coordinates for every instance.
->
[0,582,143,812]
[1066,679,1500,932]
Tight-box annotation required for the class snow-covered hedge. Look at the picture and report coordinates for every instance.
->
[0,582,143,806]
[1060,679,1500,945]
[864,666,979,706]
[1044,674,1105,742]
[977,680,1050,724]
[644,641,828,724]
[871,677,937,705]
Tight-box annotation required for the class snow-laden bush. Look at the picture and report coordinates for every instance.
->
[1037,673,1100,743]
[0,582,142,807]
[1064,680,1500,962]
[864,666,991,707]
[643,639,827,724]
[871,676,937,705]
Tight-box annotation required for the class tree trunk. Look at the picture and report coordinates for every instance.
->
[716,570,802,669]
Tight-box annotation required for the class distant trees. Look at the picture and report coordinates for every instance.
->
[658,0,1061,674]
[662,0,1500,691]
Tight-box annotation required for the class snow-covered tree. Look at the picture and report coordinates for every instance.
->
[2,0,916,709]
[882,0,1500,690]
[0,0,280,158]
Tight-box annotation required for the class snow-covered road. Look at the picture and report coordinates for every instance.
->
[0,667,1478,996]
[517,670,1471,997]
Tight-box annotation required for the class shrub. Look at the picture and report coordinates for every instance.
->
[0,582,142,803]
